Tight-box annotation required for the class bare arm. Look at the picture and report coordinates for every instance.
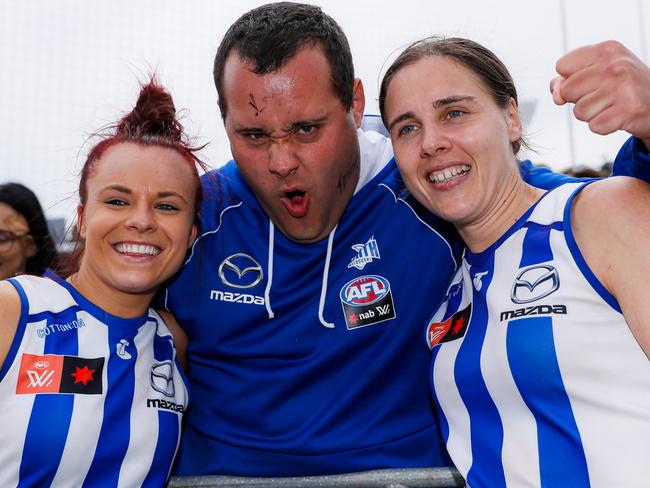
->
[0,281,21,371]
[571,177,650,357]
[158,310,187,370]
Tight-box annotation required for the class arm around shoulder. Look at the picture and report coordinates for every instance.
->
[0,281,22,371]
[571,177,650,357]
[158,310,188,370]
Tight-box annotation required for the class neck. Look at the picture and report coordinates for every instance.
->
[67,270,154,318]
[458,168,544,253]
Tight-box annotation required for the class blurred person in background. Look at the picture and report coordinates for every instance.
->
[0,182,59,280]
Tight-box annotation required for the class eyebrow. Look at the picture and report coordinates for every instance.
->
[233,116,329,137]
[432,95,475,108]
[387,95,476,131]
[101,185,189,203]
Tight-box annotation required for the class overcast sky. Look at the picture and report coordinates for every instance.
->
[1,0,648,222]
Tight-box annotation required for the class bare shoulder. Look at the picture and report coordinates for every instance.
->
[0,280,22,370]
[157,309,187,369]
[572,176,650,223]
[571,177,650,356]
[571,177,650,284]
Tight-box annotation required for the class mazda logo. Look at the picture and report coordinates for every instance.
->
[218,253,263,289]
[150,361,175,397]
[511,264,560,304]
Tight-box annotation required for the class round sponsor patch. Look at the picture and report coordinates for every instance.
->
[340,275,390,306]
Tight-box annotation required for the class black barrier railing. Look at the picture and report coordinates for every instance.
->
[168,467,464,488]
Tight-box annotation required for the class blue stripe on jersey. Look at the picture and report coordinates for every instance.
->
[18,310,79,488]
[507,317,590,486]
[510,217,590,486]
[456,258,506,488]
[1,279,29,381]
[83,325,138,486]
[519,222,561,267]
[562,185,621,312]
[27,305,82,325]
[141,411,179,487]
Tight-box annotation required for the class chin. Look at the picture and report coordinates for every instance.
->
[114,276,161,296]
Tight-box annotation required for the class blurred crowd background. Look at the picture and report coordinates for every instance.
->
[1,0,647,255]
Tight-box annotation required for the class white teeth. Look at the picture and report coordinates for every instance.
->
[115,243,160,256]
[428,165,471,183]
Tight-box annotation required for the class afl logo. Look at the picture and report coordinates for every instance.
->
[340,275,390,306]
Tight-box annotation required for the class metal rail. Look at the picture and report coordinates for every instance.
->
[168,467,464,488]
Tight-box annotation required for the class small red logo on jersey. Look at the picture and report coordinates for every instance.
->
[70,365,96,386]
[16,354,64,394]
[427,304,472,349]
[16,353,104,395]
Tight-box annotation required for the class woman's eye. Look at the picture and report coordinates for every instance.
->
[447,110,464,119]
[157,203,179,211]
[398,124,417,137]
[105,198,127,206]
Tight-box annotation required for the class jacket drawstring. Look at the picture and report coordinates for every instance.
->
[264,220,275,319]
[318,225,337,328]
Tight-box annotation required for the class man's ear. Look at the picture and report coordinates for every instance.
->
[351,78,366,128]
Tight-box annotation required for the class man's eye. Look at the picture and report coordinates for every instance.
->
[245,132,267,141]
[297,125,316,134]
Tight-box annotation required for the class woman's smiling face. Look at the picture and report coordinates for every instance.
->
[76,142,198,299]
[384,55,522,227]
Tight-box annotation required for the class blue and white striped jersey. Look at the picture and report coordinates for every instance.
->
[426,182,650,488]
[0,275,188,487]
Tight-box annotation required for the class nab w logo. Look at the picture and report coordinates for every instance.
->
[26,370,56,388]
[377,304,391,316]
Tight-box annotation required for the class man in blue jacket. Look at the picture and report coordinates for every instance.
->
[166,2,650,477]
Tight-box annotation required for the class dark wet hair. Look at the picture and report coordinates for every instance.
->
[213,2,354,118]
[0,182,59,276]
[379,36,526,154]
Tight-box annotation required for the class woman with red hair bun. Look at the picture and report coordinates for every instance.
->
[0,78,205,486]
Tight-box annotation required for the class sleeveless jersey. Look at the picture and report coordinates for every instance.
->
[0,275,188,487]
[426,182,650,488]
